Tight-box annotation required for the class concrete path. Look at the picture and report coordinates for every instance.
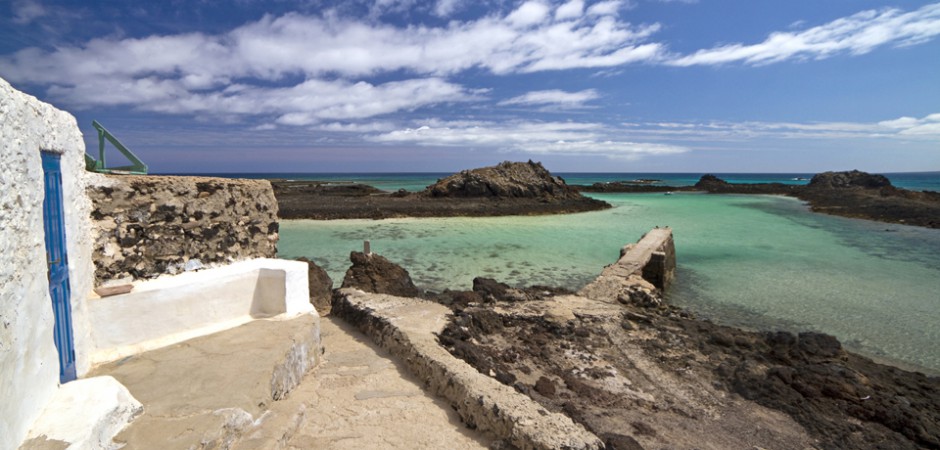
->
[93,315,321,449]
[96,314,489,449]
[258,317,491,449]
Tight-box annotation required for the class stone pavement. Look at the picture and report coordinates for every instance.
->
[255,317,491,449]
[93,313,489,449]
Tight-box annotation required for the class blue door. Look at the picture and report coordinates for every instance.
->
[41,152,77,383]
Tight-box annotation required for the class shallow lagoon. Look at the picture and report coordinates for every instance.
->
[279,192,940,373]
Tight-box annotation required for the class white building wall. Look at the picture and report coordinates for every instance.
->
[0,77,95,450]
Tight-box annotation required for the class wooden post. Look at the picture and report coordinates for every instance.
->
[363,240,371,255]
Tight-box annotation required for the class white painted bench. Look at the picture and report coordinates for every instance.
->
[86,258,313,367]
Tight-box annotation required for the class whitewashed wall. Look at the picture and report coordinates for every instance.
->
[0,77,95,450]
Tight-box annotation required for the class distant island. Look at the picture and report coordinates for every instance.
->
[272,161,611,219]
[272,164,940,228]
[580,170,940,229]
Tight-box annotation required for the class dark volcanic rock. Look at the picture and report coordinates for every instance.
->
[441,295,940,450]
[297,257,333,315]
[688,171,940,228]
[426,160,581,199]
[807,170,892,190]
[694,174,733,191]
[799,170,940,228]
[271,161,611,219]
[340,251,420,297]
[694,174,799,195]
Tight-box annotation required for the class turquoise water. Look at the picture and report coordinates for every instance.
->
[278,192,940,373]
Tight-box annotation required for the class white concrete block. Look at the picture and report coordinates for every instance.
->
[24,376,143,450]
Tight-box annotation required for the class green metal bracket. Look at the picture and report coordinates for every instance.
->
[85,120,148,175]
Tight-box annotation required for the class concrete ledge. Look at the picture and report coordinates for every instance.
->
[86,258,313,367]
[332,289,604,450]
[20,376,143,450]
[94,313,321,449]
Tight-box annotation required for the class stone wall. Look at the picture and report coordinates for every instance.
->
[87,174,279,284]
[1,77,95,449]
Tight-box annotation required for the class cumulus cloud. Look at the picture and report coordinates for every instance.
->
[498,89,600,108]
[0,1,663,123]
[47,75,476,124]
[669,3,940,66]
[0,2,661,83]
[2,0,939,137]
[370,120,688,158]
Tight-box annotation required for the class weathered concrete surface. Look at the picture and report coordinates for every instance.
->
[237,317,492,449]
[332,289,604,450]
[20,376,143,450]
[87,174,279,284]
[579,227,675,305]
[92,314,321,449]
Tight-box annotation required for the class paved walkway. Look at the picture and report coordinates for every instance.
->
[97,315,490,449]
[265,317,491,449]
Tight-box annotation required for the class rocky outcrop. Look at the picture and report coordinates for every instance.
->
[426,160,581,199]
[272,161,610,219]
[684,172,940,228]
[694,174,800,195]
[807,170,892,189]
[87,174,279,284]
[297,257,333,315]
[340,251,420,297]
[799,171,940,228]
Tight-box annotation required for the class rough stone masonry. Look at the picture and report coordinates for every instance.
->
[87,174,279,284]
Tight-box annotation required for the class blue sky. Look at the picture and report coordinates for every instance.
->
[2,0,939,173]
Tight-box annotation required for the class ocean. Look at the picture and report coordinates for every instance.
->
[188,171,940,373]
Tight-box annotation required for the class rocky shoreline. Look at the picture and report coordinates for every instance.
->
[321,240,940,450]
[580,170,940,229]
[273,161,610,219]
[273,166,939,228]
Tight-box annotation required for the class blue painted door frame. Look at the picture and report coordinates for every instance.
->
[41,151,77,383]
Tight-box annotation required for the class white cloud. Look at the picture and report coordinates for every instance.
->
[669,3,940,66]
[884,113,940,136]
[11,0,46,24]
[555,0,584,20]
[0,4,663,83]
[622,113,940,141]
[315,121,399,133]
[586,1,624,17]
[498,89,600,108]
[0,2,664,122]
[433,0,464,18]
[507,1,551,27]
[47,76,476,124]
[370,120,688,158]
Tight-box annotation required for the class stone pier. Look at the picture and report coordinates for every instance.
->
[578,227,675,304]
